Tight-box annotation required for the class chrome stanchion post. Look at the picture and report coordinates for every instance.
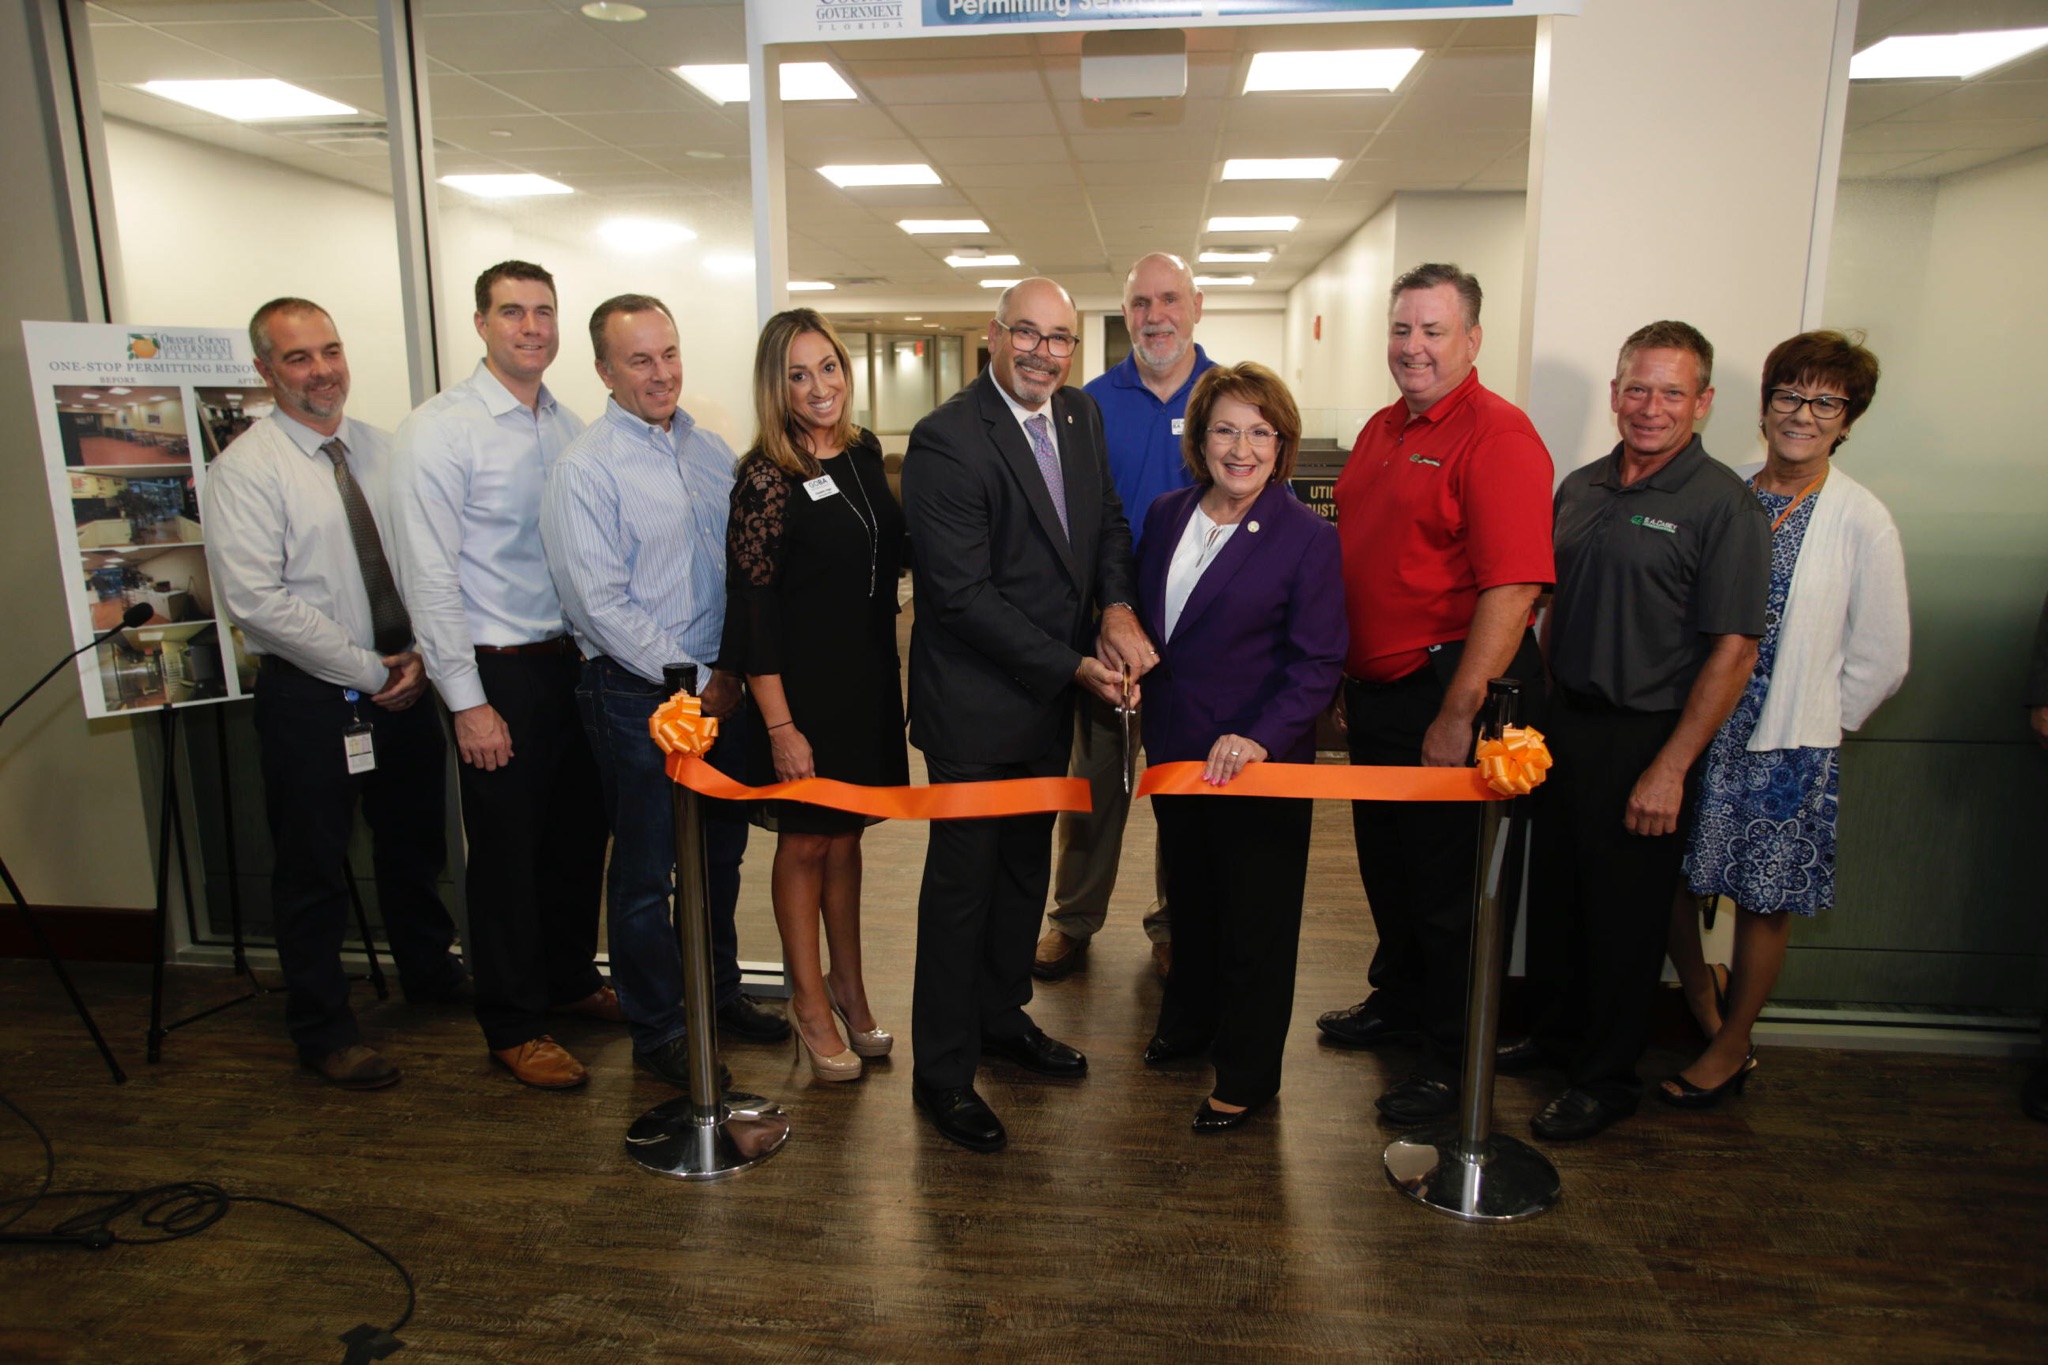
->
[1384,677,1560,1222]
[625,664,789,1180]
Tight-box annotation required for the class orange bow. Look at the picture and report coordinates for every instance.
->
[1475,725,1552,797]
[649,692,720,756]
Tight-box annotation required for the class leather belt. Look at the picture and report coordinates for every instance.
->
[474,636,575,657]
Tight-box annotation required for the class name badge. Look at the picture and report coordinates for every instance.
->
[1170,418,1185,436]
[803,473,840,501]
[343,721,376,774]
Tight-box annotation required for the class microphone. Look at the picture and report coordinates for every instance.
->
[1,599,163,730]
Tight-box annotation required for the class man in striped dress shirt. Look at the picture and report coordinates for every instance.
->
[541,294,786,1091]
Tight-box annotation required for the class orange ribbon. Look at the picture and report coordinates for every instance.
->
[649,692,1088,820]
[1136,727,1552,803]
[1475,725,1553,797]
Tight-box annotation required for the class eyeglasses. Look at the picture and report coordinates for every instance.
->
[1207,424,1280,451]
[1767,388,1849,419]
[994,318,1078,358]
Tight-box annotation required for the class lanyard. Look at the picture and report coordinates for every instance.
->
[1754,467,1828,534]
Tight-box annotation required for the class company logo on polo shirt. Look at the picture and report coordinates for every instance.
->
[1630,515,1679,534]
[1408,453,1441,467]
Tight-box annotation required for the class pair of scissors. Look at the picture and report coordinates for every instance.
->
[1117,665,1135,796]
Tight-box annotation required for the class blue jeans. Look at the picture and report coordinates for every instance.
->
[576,657,749,1052]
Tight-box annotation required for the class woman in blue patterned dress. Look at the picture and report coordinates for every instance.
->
[1661,331,1910,1108]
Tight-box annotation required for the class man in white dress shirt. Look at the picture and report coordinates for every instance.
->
[540,293,784,1092]
[388,261,617,1092]
[203,298,465,1090]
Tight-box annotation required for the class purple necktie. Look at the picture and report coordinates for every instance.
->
[1024,412,1069,541]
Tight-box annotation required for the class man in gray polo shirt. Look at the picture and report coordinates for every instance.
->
[1509,320,1769,1142]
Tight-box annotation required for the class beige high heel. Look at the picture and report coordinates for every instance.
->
[827,978,894,1059]
[794,1014,862,1082]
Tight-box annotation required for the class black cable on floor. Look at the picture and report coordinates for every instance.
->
[0,1089,415,1360]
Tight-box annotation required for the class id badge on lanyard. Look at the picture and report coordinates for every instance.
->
[342,689,375,774]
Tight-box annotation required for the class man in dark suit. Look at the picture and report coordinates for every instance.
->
[901,276,1156,1152]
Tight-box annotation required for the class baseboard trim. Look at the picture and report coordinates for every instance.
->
[0,904,155,963]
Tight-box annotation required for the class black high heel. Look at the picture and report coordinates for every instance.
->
[1658,1046,1756,1110]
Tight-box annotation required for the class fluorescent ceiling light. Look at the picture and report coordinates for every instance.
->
[108,388,132,395]
[1221,158,1341,181]
[903,316,923,321]
[900,219,990,234]
[673,62,857,105]
[1199,250,1272,263]
[945,253,1021,267]
[1194,275,1255,286]
[788,281,836,292]
[817,164,942,188]
[1207,216,1298,232]
[1243,49,1422,94]
[137,79,356,121]
[597,218,697,253]
[579,2,646,20]
[439,173,573,198]
[1850,28,2048,80]
[79,392,100,399]
[979,279,1022,289]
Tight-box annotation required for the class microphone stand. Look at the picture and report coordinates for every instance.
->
[0,611,153,1084]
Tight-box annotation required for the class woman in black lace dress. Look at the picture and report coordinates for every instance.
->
[723,309,908,1082]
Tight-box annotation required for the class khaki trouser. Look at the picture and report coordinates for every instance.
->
[1045,694,1170,943]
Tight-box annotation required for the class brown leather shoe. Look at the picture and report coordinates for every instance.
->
[552,984,626,1023]
[1032,928,1087,981]
[303,1044,400,1091]
[1152,941,1172,981]
[491,1036,589,1090]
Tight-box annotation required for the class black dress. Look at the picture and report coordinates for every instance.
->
[722,430,909,835]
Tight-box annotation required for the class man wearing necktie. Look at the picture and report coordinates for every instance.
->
[900,277,1156,1152]
[204,298,464,1091]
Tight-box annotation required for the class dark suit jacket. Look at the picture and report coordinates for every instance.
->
[1136,482,1347,766]
[902,370,1136,765]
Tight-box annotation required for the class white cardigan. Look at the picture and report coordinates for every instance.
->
[1739,461,1910,751]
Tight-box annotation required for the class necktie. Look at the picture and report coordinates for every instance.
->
[319,437,413,655]
[1024,412,1069,541]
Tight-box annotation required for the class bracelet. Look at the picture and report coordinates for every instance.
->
[768,720,793,731]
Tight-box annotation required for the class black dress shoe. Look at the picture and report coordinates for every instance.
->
[1192,1096,1270,1133]
[1315,998,1417,1048]
[1375,1074,1457,1125]
[635,1036,733,1093]
[716,994,792,1043]
[913,1079,1006,1152]
[981,1025,1087,1077]
[1493,1036,1552,1075]
[1142,1035,1207,1068]
[1530,1088,1636,1142]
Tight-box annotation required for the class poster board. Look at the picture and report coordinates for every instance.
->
[22,320,265,718]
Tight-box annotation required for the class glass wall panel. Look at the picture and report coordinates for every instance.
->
[873,333,935,433]
[1788,0,2048,1017]
[935,334,962,404]
[82,1,439,945]
[843,331,873,432]
[421,0,756,447]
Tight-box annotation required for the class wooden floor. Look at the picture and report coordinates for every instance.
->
[3,784,2045,1364]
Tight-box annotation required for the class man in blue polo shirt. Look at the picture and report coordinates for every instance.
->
[1034,252,1215,984]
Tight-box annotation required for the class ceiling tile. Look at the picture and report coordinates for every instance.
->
[147,18,384,79]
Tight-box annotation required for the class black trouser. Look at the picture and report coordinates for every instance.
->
[1155,793,1313,1108]
[460,649,608,1051]
[911,749,1066,1091]
[1346,630,1541,1082]
[1525,691,1693,1107]
[252,659,459,1057]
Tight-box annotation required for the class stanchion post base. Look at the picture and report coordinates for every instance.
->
[1383,1125,1560,1223]
[626,1094,790,1180]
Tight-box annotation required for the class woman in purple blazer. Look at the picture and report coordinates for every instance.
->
[1134,362,1347,1131]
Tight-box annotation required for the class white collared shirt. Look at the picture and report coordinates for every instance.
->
[1163,505,1237,641]
[387,360,585,712]
[993,373,1060,464]
[201,409,397,693]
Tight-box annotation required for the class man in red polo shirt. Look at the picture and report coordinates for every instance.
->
[1316,262,1555,1126]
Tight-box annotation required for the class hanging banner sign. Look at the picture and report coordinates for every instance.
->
[21,320,269,719]
[758,0,1576,43]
